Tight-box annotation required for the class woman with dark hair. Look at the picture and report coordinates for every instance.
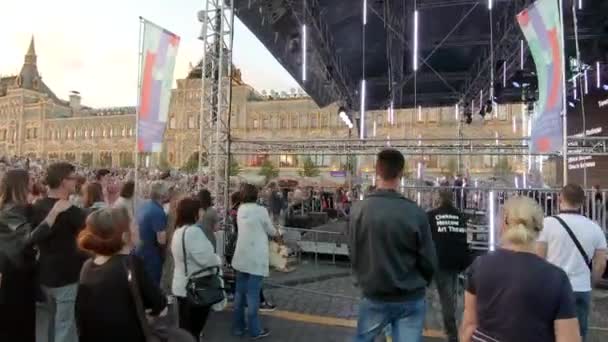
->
[83,182,107,213]
[171,197,221,339]
[0,169,71,342]
[75,207,168,342]
[114,180,135,219]
[197,189,219,251]
[231,184,281,339]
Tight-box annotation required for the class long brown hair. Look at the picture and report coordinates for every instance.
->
[83,182,104,208]
[0,169,30,209]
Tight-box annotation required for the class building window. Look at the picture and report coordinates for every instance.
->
[263,118,270,129]
[279,155,297,167]
[311,114,318,128]
[85,129,89,138]
[428,108,439,122]
[320,113,328,128]
[248,154,268,167]
[109,128,114,138]
[280,117,288,129]
[170,117,177,129]
[291,115,298,129]
[91,129,95,138]
[253,119,259,129]
[498,104,508,120]
[188,115,195,129]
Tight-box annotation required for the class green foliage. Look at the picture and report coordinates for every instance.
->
[158,150,170,171]
[443,157,459,177]
[181,153,200,173]
[258,159,279,183]
[298,156,321,178]
[493,156,512,176]
[229,157,241,176]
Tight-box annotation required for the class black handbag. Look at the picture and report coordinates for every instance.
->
[123,256,195,342]
[181,226,225,307]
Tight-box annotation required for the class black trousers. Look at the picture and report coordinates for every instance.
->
[177,297,211,340]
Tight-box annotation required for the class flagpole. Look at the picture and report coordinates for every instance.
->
[558,0,568,185]
[135,17,144,201]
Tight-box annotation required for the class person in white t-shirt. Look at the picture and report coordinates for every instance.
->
[536,184,607,341]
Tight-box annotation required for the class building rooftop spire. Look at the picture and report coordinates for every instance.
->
[24,36,37,65]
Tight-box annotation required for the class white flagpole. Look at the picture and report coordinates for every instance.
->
[558,0,568,185]
[135,17,145,202]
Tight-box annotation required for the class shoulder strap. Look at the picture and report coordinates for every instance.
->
[181,226,189,276]
[124,255,153,339]
[552,216,592,270]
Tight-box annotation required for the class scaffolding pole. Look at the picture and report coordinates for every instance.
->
[198,0,234,217]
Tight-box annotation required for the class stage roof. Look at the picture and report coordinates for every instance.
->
[234,0,608,111]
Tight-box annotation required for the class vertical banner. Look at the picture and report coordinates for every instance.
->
[516,0,564,153]
[138,19,180,152]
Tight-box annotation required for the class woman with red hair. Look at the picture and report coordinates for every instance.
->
[75,207,167,342]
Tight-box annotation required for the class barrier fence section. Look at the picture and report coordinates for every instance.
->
[264,186,607,292]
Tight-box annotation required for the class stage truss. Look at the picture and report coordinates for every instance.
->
[230,137,608,156]
[198,0,234,214]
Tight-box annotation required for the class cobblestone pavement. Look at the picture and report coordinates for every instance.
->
[263,274,608,340]
[203,311,443,342]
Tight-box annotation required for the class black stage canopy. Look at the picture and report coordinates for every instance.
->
[234,0,607,111]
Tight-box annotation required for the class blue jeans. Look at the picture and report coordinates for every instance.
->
[36,283,79,342]
[574,291,591,340]
[355,296,426,342]
[232,272,264,337]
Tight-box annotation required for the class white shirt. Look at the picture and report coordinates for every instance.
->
[232,203,278,277]
[171,224,220,297]
[538,213,607,292]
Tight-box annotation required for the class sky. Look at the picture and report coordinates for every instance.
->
[0,0,301,107]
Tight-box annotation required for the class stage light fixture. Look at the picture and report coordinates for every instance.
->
[597,61,601,88]
[413,10,419,71]
[302,25,307,81]
[603,84,608,91]
[360,80,366,139]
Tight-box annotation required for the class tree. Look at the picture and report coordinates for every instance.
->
[229,157,241,176]
[258,159,279,183]
[442,157,459,177]
[181,152,207,173]
[158,150,170,171]
[298,156,321,178]
[493,156,512,176]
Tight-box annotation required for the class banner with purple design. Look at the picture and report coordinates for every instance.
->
[138,19,180,153]
[516,0,564,153]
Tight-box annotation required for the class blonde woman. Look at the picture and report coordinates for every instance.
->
[460,196,581,342]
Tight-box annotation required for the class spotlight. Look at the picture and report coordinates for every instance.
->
[568,101,575,108]
[603,84,608,91]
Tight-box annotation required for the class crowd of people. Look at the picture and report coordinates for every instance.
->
[0,157,285,341]
[0,151,606,342]
[348,149,607,342]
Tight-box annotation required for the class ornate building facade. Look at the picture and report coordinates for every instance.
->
[1,38,528,181]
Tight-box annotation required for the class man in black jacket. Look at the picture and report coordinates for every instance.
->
[33,162,87,342]
[349,149,437,342]
[427,190,470,342]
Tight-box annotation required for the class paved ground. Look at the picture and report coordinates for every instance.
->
[263,261,608,341]
[203,311,443,342]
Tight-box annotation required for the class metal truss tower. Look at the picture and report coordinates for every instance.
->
[198,0,234,216]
